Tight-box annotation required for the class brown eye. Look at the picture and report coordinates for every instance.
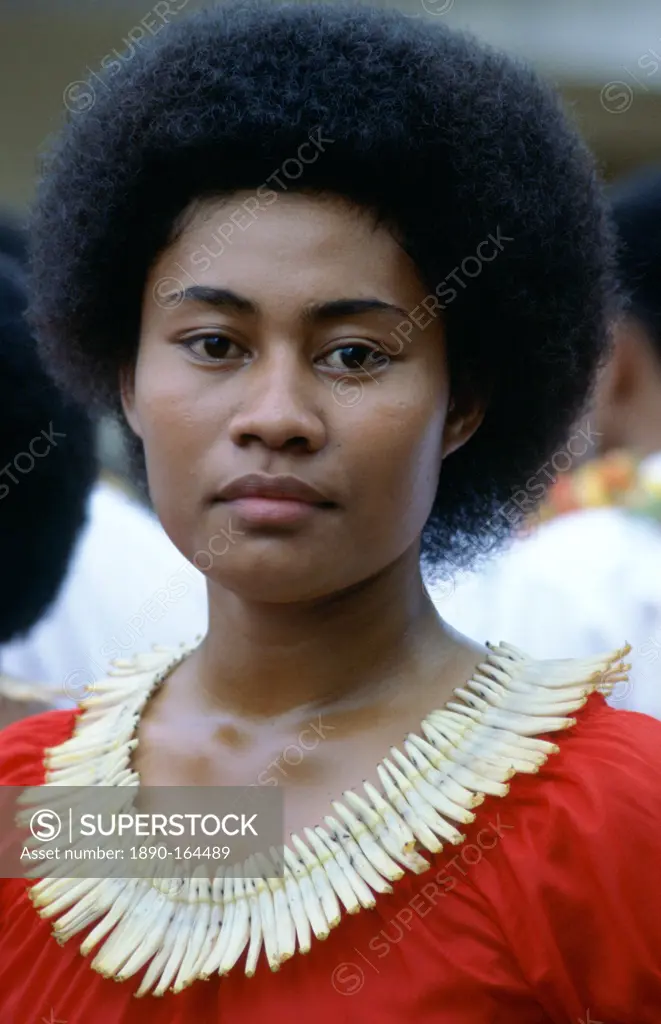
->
[322,344,390,372]
[185,335,244,361]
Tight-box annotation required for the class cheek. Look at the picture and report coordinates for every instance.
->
[132,358,213,535]
[138,392,201,482]
[133,347,211,467]
[346,388,446,527]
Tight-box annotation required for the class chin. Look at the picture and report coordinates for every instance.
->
[207,545,345,604]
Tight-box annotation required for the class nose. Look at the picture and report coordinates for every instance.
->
[228,350,327,453]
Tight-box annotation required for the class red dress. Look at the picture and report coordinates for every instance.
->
[1,696,661,1023]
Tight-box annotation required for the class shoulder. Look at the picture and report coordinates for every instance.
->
[470,697,661,1016]
[548,696,661,831]
[0,710,77,785]
[458,695,661,884]
[549,688,660,766]
[511,695,661,838]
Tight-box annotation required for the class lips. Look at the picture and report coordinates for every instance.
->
[213,473,336,528]
[215,474,335,506]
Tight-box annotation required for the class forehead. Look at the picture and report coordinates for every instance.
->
[149,191,425,310]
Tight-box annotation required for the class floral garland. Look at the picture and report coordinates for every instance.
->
[532,450,661,528]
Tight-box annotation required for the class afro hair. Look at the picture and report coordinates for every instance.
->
[0,255,97,643]
[610,166,661,357]
[29,1,618,570]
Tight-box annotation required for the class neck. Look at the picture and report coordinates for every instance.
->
[187,548,457,718]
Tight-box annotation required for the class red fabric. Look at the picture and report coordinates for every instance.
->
[1,698,660,1023]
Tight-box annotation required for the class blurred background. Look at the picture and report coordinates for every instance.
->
[1,0,661,473]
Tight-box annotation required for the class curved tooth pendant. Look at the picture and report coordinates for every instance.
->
[376,765,443,854]
[403,737,480,808]
[325,815,393,893]
[173,874,213,991]
[190,880,224,979]
[471,669,591,704]
[487,641,526,662]
[313,826,377,909]
[116,888,177,982]
[304,827,364,911]
[291,833,342,927]
[36,876,102,918]
[444,730,547,769]
[381,758,466,845]
[81,878,140,958]
[360,782,415,848]
[331,801,404,881]
[136,899,189,998]
[344,788,430,875]
[458,682,587,717]
[282,865,312,954]
[403,738,483,809]
[244,876,263,977]
[51,879,117,942]
[152,880,196,996]
[219,875,250,975]
[256,852,290,968]
[91,880,153,976]
[389,748,476,826]
[200,875,235,979]
[283,846,330,940]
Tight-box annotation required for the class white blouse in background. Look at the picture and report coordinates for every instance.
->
[0,482,208,704]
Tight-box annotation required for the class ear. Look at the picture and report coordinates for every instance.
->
[595,316,644,411]
[610,320,637,399]
[119,363,143,439]
[441,388,487,458]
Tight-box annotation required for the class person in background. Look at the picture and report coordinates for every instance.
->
[0,252,97,727]
[433,166,661,719]
[0,214,208,704]
[592,165,661,462]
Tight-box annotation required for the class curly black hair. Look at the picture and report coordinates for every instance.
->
[0,255,97,644]
[610,166,661,359]
[28,1,618,570]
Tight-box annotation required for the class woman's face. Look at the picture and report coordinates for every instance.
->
[126,192,477,602]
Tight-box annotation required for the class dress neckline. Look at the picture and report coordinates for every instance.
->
[18,641,629,997]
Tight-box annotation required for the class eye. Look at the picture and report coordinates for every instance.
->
[321,343,391,373]
[183,334,246,363]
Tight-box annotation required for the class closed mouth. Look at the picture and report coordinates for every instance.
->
[214,474,336,507]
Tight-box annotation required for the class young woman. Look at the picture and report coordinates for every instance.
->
[1,4,660,1021]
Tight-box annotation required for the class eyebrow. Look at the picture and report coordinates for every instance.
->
[172,286,409,322]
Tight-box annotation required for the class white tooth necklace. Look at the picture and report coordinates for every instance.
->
[19,640,629,997]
